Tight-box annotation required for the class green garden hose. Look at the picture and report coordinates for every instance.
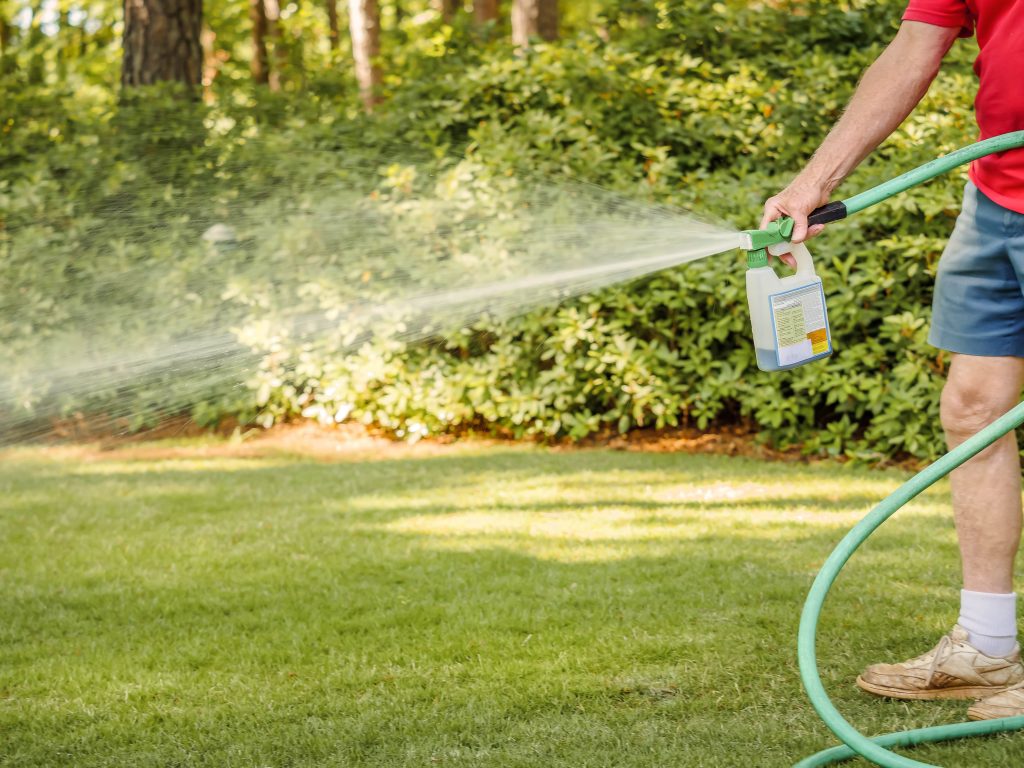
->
[841,131,1024,218]
[773,131,1024,766]
[795,400,1024,767]
[741,131,1024,254]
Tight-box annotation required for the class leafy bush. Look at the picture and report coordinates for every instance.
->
[244,0,980,461]
[0,0,989,460]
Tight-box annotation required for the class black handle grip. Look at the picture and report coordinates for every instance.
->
[807,201,848,227]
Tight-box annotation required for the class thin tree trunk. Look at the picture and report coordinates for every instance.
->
[27,2,44,83]
[263,0,287,91]
[473,0,497,24]
[0,17,9,60]
[326,0,339,50]
[200,23,219,102]
[0,0,10,60]
[250,0,270,83]
[56,7,69,79]
[290,0,305,87]
[511,0,556,46]
[437,0,457,23]
[348,0,381,111]
[122,0,203,87]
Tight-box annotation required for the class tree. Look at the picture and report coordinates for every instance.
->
[326,0,340,51]
[510,0,556,46]
[250,0,270,84]
[200,24,220,101]
[247,0,292,89]
[0,8,11,68]
[262,0,289,91]
[122,0,203,87]
[349,0,381,111]
[438,0,458,23]
[473,0,498,25]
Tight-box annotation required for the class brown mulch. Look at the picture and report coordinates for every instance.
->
[5,413,826,465]
[569,423,804,461]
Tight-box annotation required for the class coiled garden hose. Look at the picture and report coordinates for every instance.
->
[777,131,1024,766]
[795,400,1024,767]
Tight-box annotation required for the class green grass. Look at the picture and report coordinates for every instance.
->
[1,442,1021,767]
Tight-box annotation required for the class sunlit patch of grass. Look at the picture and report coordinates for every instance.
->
[368,471,952,561]
[377,499,956,562]
[1,442,1020,767]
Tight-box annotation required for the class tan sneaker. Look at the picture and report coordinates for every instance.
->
[968,680,1024,720]
[856,625,1024,700]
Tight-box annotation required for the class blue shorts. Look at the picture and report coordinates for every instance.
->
[930,181,1024,357]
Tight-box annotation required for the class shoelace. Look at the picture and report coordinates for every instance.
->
[925,634,954,686]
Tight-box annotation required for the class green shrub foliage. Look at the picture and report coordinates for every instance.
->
[0,1,984,459]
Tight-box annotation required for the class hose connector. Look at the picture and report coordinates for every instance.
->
[742,217,794,268]
[741,217,795,252]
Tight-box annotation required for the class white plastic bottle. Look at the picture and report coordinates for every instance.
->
[746,241,833,372]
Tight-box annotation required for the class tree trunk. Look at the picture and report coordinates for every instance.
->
[201,23,222,102]
[56,7,69,80]
[250,0,270,83]
[0,0,9,57]
[510,0,555,46]
[263,0,287,91]
[122,0,203,87]
[1,1,15,72]
[438,0,458,23]
[348,0,381,111]
[27,3,44,84]
[326,0,339,50]
[473,0,497,24]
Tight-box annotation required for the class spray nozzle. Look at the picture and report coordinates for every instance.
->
[740,218,794,268]
[741,217,795,252]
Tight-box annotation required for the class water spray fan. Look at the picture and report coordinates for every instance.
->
[745,130,1024,767]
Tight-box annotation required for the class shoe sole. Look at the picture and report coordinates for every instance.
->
[966,705,1005,721]
[856,675,1010,701]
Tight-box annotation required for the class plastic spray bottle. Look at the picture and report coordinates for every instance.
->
[743,219,832,372]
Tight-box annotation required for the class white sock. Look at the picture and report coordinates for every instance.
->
[958,589,1018,657]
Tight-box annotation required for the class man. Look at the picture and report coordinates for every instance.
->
[762,2,1024,720]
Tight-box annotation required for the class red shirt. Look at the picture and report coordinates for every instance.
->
[903,0,1024,212]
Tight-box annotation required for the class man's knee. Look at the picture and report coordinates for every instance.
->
[940,377,1019,438]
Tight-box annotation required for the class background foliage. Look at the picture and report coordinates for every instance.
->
[0,0,982,460]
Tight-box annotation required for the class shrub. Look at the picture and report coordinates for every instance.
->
[0,0,989,461]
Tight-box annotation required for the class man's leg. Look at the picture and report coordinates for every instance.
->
[855,354,1024,700]
[943,353,1024,593]
[943,354,1024,656]
[856,182,1024,701]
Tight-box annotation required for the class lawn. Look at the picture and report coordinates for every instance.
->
[1,438,1021,767]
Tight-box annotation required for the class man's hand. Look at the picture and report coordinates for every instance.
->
[761,178,831,244]
[759,177,831,268]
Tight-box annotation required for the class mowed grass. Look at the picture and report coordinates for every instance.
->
[1,441,1022,767]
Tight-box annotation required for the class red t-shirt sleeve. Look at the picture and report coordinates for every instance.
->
[902,0,974,38]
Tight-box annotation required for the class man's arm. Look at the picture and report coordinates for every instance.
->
[762,21,961,246]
